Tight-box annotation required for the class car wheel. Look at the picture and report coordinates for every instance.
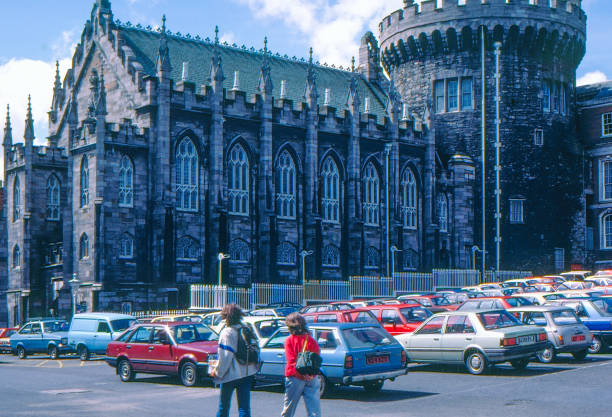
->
[180,361,198,387]
[363,380,384,393]
[16,346,26,360]
[78,346,90,361]
[510,358,530,370]
[572,349,588,361]
[118,359,135,382]
[588,336,604,354]
[536,346,556,363]
[48,345,59,360]
[465,351,487,375]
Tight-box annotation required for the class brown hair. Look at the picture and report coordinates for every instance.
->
[286,312,308,335]
[221,303,244,326]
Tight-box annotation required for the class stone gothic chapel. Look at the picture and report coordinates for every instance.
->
[4,0,590,323]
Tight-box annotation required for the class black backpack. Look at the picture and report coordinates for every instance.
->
[235,326,260,365]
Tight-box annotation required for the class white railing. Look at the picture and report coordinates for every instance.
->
[253,284,304,306]
[349,276,393,298]
[484,270,532,283]
[433,269,480,288]
[306,280,350,302]
[393,272,435,294]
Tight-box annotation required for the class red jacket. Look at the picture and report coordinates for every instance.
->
[284,333,321,379]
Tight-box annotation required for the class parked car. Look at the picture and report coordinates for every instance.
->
[560,271,591,282]
[508,305,592,362]
[457,296,533,311]
[585,277,612,287]
[557,281,595,291]
[150,314,203,323]
[512,292,566,306]
[397,294,460,313]
[248,307,295,317]
[201,311,225,332]
[105,322,218,386]
[256,322,408,394]
[0,327,18,353]
[547,298,612,354]
[68,312,136,360]
[300,303,354,314]
[216,316,284,346]
[395,310,548,374]
[10,319,71,359]
[302,308,380,325]
[363,304,433,335]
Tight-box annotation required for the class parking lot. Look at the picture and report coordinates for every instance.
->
[1,352,611,417]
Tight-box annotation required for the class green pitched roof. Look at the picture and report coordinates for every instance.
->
[119,25,388,120]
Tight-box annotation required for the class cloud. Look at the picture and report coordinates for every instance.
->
[234,0,401,66]
[221,32,237,45]
[577,71,608,86]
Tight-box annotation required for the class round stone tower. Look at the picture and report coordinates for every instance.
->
[379,0,587,272]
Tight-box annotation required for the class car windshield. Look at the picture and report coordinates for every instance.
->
[172,324,218,344]
[254,320,284,339]
[551,310,581,325]
[274,307,296,317]
[417,298,433,307]
[592,299,612,315]
[343,310,378,324]
[477,311,521,330]
[341,326,393,349]
[42,321,68,333]
[111,319,137,332]
[400,307,432,322]
[505,297,532,307]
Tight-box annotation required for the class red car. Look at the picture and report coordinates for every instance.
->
[397,294,461,313]
[105,322,218,386]
[0,327,18,353]
[302,308,379,324]
[363,304,433,335]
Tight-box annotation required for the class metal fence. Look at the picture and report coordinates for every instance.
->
[350,276,393,299]
[305,281,350,303]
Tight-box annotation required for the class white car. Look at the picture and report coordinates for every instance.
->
[217,317,285,346]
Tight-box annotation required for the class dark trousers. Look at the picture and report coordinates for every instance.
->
[216,375,253,417]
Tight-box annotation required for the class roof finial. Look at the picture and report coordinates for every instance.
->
[351,56,355,72]
[24,95,35,143]
[3,104,12,148]
[309,47,313,65]
[161,14,166,33]
[5,104,11,129]
[264,36,268,54]
[215,25,219,45]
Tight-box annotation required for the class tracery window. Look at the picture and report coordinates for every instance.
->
[79,233,89,259]
[13,245,20,268]
[228,144,249,215]
[401,169,417,229]
[277,242,297,265]
[177,236,199,260]
[363,162,380,226]
[229,239,249,263]
[365,247,380,269]
[119,156,134,207]
[321,157,340,223]
[80,155,89,208]
[322,245,340,267]
[47,175,60,220]
[119,234,134,259]
[437,194,448,233]
[13,176,20,222]
[276,150,296,219]
[176,138,198,211]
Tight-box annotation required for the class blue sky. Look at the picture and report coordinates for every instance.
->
[0,0,609,146]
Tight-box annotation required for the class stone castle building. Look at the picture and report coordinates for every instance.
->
[1,0,603,324]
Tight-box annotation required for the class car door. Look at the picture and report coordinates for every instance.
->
[30,323,44,352]
[14,324,33,351]
[405,316,446,362]
[147,327,175,373]
[93,320,112,354]
[259,330,290,383]
[126,326,153,371]
[441,315,476,362]
[380,309,404,335]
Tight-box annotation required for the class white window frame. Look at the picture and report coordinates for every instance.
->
[176,138,199,212]
[321,157,340,224]
[602,112,612,137]
[601,214,612,250]
[228,144,249,216]
[460,77,473,110]
[542,80,551,113]
[447,78,458,112]
[119,156,134,208]
[434,79,445,113]
[534,129,544,146]
[509,199,525,224]
[276,150,296,219]
[363,162,380,226]
[600,158,612,202]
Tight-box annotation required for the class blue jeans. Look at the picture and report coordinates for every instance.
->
[281,376,321,417]
[216,375,253,417]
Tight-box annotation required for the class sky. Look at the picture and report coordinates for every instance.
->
[0,0,609,148]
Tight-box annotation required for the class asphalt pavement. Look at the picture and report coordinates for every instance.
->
[1,352,611,417]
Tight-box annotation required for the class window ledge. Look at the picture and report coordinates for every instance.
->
[118,204,134,209]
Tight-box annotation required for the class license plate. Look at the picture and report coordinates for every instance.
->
[517,335,535,345]
[366,354,389,365]
[572,335,586,342]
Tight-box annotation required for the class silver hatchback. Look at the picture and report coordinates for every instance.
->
[508,305,592,362]
[396,310,548,374]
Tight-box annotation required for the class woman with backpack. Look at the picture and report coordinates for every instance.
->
[281,312,322,417]
[209,303,259,417]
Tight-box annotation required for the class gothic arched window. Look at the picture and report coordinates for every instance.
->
[119,156,134,207]
[177,236,199,260]
[403,249,419,271]
[321,157,340,223]
[401,168,417,229]
[13,176,20,222]
[228,144,249,215]
[80,155,89,208]
[277,242,297,265]
[276,150,296,219]
[365,246,380,269]
[437,194,448,233]
[229,239,249,263]
[47,175,60,220]
[322,245,340,267]
[12,245,20,268]
[176,138,198,211]
[79,233,89,259]
[119,233,134,259]
[363,162,380,226]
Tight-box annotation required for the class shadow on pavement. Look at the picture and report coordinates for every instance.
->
[409,362,573,377]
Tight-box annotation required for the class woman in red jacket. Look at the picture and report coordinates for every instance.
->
[281,312,321,417]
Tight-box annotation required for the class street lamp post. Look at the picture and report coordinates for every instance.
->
[217,253,230,287]
[390,246,401,278]
[300,250,313,306]
[68,273,80,317]
[384,143,392,278]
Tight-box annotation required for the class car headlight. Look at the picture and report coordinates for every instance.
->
[61,337,68,345]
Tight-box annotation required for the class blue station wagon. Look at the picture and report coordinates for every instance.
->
[256,322,408,394]
[68,313,137,360]
[10,319,71,359]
